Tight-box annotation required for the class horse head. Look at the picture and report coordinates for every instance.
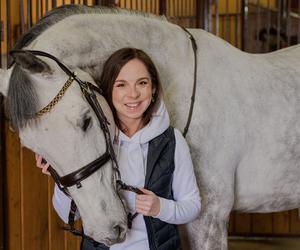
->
[0,50,127,245]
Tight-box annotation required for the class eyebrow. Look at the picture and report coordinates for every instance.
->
[115,77,150,83]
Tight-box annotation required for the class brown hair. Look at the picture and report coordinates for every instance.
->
[99,48,162,130]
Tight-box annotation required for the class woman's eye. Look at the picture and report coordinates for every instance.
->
[82,117,92,132]
[115,83,125,87]
[139,81,148,85]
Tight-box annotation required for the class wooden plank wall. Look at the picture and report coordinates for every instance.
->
[116,0,198,27]
[5,127,82,250]
[2,1,300,250]
[229,210,300,236]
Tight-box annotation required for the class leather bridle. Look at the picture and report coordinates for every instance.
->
[10,49,143,241]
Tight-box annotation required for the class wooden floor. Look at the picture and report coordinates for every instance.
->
[229,237,300,250]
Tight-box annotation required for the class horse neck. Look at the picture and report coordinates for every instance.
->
[29,13,206,130]
[30,14,193,84]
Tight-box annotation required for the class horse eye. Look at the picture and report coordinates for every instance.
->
[82,117,92,132]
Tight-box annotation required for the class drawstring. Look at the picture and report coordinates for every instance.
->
[138,133,147,176]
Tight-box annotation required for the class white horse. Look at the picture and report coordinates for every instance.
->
[1,5,300,250]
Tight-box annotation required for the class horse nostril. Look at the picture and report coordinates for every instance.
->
[113,225,121,235]
[112,223,127,241]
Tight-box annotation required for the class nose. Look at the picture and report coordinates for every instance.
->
[129,85,140,98]
[108,222,127,243]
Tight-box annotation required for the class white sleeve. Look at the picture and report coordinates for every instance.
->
[153,128,201,224]
[52,184,81,223]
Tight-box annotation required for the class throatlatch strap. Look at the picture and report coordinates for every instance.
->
[68,199,77,228]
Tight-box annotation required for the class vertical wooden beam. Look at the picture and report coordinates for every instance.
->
[267,0,271,52]
[255,0,261,52]
[234,213,252,234]
[46,0,49,11]
[241,0,248,51]
[5,127,21,250]
[215,0,219,36]
[196,0,209,29]
[290,209,300,234]
[36,0,40,22]
[277,0,282,50]
[20,0,25,34]
[0,95,5,250]
[286,0,291,46]
[252,213,273,234]
[235,0,239,47]
[27,0,33,29]
[159,0,166,15]
[225,0,229,41]
[52,0,57,8]
[273,211,290,234]
[6,0,11,62]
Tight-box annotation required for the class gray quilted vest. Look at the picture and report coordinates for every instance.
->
[81,126,181,250]
[144,126,181,250]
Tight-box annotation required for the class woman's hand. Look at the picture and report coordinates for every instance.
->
[35,154,50,176]
[135,188,160,217]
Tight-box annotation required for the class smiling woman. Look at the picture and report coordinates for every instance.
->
[100,48,162,137]
[112,58,155,137]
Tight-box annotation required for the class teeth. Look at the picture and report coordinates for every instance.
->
[126,103,139,108]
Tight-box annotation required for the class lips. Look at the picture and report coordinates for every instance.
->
[125,102,141,109]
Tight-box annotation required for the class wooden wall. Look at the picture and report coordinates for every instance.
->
[229,211,300,236]
[116,0,199,27]
[5,127,83,250]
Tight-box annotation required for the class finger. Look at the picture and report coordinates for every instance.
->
[136,200,152,209]
[139,188,153,195]
[36,155,43,168]
[42,163,51,176]
[136,194,149,201]
[136,206,150,215]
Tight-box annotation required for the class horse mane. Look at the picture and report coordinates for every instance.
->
[6,65,38,130]
[13,4,168,50]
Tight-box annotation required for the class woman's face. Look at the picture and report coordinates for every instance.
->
[112,58,155,127]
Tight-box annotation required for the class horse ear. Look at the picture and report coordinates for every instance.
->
[0,68,9,97]
[10,51,52,74]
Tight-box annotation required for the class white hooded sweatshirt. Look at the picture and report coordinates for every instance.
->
[52,100,201,250]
